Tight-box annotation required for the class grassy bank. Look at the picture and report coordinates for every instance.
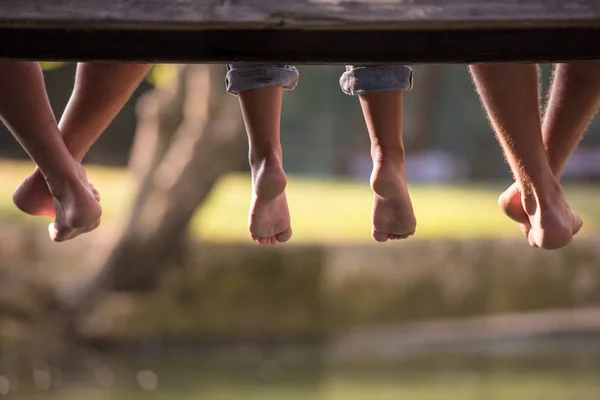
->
[17,369,600,400]
[2,161,600,242]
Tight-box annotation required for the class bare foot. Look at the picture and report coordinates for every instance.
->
[13,167,100,218]
[45,165,103,242]
[500,180,582,249]
[370,159,416,242]
[248,156,292,245]
[498,182,529,225]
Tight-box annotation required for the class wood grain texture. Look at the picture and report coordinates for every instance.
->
[1,0,600,30]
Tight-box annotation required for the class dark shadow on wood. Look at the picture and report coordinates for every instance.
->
[1,27,600,63]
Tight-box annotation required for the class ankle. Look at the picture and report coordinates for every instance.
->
[373,154,405,175]
[372,146,405,166]
[44,168,85,199]
[44,174,71,199]
[520,176,564,214]
[249,149,282,170]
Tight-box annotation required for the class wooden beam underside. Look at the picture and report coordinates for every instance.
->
[1,0,600,63]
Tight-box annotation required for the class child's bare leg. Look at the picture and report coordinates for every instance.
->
[499,62,600,233]
[359,90,416,241]
[227,64,298,244]
[470,63,580,249]
[13,62,150,217]
[341,65,416,242]
[237,85,291,244]
[0,61,101,240]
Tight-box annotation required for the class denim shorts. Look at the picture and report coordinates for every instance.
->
[225,64,413,96]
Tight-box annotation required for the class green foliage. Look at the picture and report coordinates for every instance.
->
[146,64,178,86]
[39,62,176,86]
[39,62,65,71]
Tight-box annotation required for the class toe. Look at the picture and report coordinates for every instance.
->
[527,230,539,248]
[48,223,59,241]
[519,223,530,238]
[526,225,541,248]
[372,230,389,242]
[250,234,263,244]
[572,211,583,235]
[91,185,101,202]
[49,222,72,242]
[276,228,292,243]
[389,231,414,241]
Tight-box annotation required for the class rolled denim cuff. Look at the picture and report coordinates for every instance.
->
[340,65,413,96]
[226,64,299,95]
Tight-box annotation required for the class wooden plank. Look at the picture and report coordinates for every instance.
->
[2,0,600,30]
[1,0,600,63]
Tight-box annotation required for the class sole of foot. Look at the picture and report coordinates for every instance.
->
[370,160,416,243]
[47,166,103,242]
[248,157,292,245]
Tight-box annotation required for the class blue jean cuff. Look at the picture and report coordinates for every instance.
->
[340,65,413,96]
[226,65,299,95]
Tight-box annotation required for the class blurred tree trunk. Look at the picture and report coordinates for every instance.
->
[68,64,246,319]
